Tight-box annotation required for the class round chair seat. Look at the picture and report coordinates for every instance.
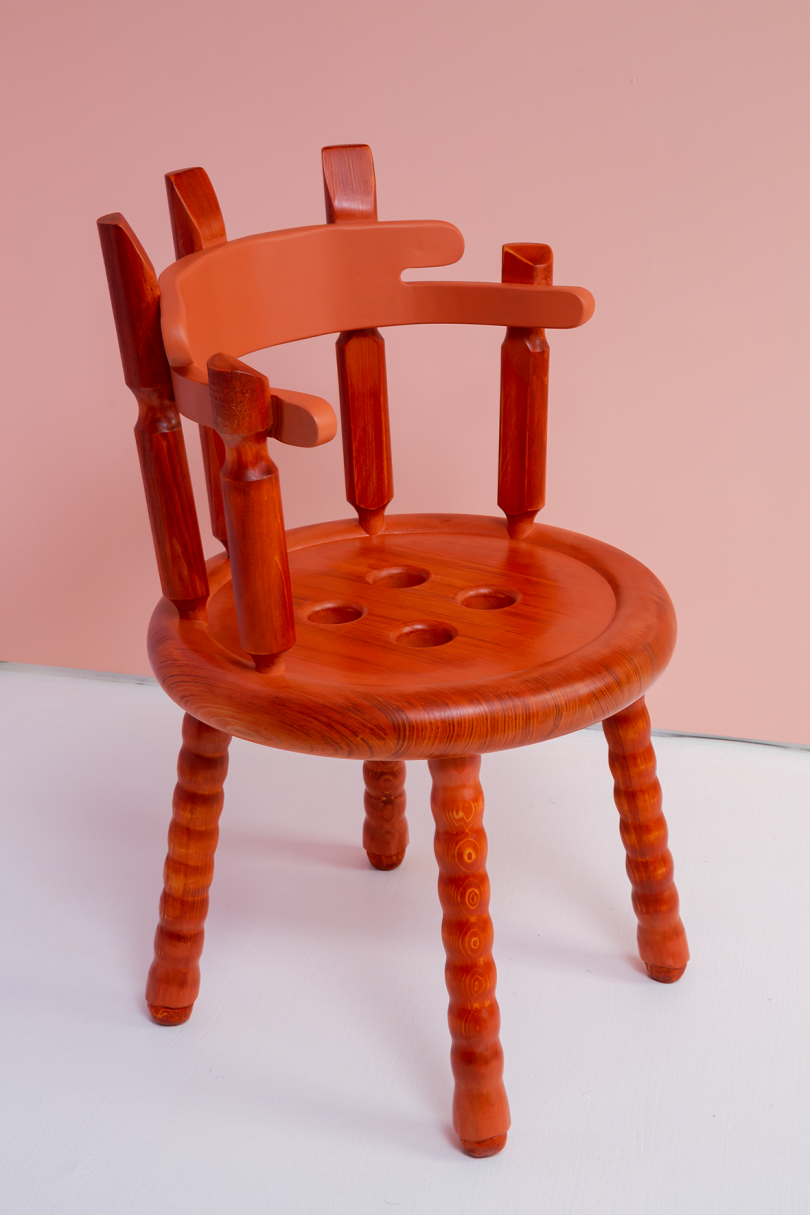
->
[148,513,676,759]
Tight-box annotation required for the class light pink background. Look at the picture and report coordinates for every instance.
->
[2,0,808,742]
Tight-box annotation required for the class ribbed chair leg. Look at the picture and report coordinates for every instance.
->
[603,697,690,983]
[428,755,510,1157]
[146,713,231,1024]
[363,760,408,870]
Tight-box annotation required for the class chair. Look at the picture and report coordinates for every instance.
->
[97,145,689,1157]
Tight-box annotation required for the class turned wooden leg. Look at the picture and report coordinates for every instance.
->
[363,760,408,870]
[146,713,231,1024]
[428,755,510,1157]
[603,697,690,983]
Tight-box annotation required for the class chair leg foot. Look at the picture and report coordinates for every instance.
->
[366,850,406,870]
[148,1003,194,1025]
[645,963,687,984]
[145,714,231,1018]
[603,697,690,976]
[363,760,408,870]
[459,1133,508,1158]
[429,755,511,1154]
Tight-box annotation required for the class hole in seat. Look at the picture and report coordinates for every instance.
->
[366,565,431,589]
[306,602,366,625]
[392,621,457,648]
[457,587,519,611]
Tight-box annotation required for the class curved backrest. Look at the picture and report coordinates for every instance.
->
[159,220,593,380]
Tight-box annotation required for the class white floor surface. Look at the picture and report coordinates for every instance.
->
[1,665,808,1214]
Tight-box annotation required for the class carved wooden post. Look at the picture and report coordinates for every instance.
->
[207,353,295,672]
[165,166,227,257]
[362,760,408,870]
[97,214,209,617]
[603,697,690,982]
[197,425,228,550]
[498,243,553,540]
[323,144,393,536]
[146,714,231,1024]
[428,755,510,1156]
[165,167,230,552]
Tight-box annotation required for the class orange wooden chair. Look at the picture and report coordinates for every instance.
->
[98,145,688,1157]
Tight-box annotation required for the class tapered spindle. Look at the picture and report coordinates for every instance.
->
[603,698,690,981]
[323,145,393,536]
[165,167,227,258]
[165,167,229,552]
[363,760,408,869]
[146,714,231,1024]
[335,328,393,535]
[322,144,377,224]
[207,353,295,672]
[428,755,510,1156]
[97,214,209,617]
[498,243,553,540]
[198,424,228,551]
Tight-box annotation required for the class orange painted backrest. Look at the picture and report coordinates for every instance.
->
[158,194,593,415]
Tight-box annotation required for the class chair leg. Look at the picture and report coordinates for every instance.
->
[428,755,511,1157]
[146,713,231,1024]
[363,760,408,870]
[603,697,690,983]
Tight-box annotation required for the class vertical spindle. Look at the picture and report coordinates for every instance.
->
[197,424,228,550]
[322,145,393,536]
[498,243,553,540]
[97,214,209,617]
[165,167,227,257]
[165,167,230,552]
[207,353,295,672]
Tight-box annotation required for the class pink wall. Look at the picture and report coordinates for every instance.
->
[2,0,808,743]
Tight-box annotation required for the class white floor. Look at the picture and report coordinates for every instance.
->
[1,665,808,1215]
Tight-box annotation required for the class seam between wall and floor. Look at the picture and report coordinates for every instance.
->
[2,661,807,752]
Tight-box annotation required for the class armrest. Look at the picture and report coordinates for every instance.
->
[402,279,594,329]
[170,364,337,447]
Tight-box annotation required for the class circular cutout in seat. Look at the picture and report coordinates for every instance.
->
[457,587,519,611]
[393,621,457,648]
[366,565,431,589]
[306,602,366,625]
